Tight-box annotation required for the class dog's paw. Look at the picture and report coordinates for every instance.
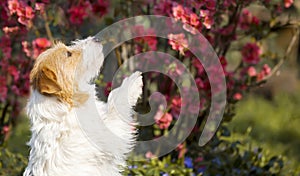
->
[121,71,143,106]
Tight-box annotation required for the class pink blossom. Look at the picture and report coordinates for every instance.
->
[247,66,257,77]
[2,126,10,134]
[256,72,265,81]
[8,65,19,82]
[233,93,242,100]
[7,0,19,15]
[262,64,271,75]
[33,38,51,48]
[190,13,200,26]
[284,0,294,8]
[176,143,186,158]
[2,26,19,34]
[35,3,45,14]
[145,151,155,159]
[203,16,214,29]
[154,109,173,129]
[168,33,188,55]
[172,5,185,21]
[25,6,34,19]
[171,96,181,118]
[242,43,261,64]
[22,41,31,57]
[32,38,51,58]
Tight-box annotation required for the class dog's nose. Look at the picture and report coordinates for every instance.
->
[92,37,101,43]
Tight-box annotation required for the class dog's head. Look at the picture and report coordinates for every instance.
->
[30,37,103,106]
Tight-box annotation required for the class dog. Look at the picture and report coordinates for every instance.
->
[23,37,143,176]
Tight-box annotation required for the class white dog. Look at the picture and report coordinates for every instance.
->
[23,37,143,176]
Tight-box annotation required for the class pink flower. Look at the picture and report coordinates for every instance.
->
[172,5,185,21]
[35,3,45,14]
[233,93,242,100]
[239,9,260,30]
[22,41,31,57]
[25,6,34,19]
[256,64,271,81]
[2,26,19,34]
[168,33,188,55]
[7,0,19,15]
[242,43,261,64]
[284,0,294,8]
[203,16,214,29]
[34,38,51,48]
[145,151,155,159]
[190,13,200,26]
[171,96,181,118]
[32,38,51,58]
[262,64,271,75]
[2,126,10,134]
[154,109,173,129]
[247,66,257,77]
[8,65,19,82]
[92,0,109,17]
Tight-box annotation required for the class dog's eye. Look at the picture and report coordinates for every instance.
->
[67,51,72,57]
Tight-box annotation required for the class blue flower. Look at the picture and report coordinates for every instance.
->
[184,157,193,168]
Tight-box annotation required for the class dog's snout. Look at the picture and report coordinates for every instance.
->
[92,37,101,43]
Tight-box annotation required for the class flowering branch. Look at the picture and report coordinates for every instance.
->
[257,24,299,84]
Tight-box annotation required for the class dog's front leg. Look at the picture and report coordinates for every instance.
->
[107,71,143,122]
[101,71,143,156]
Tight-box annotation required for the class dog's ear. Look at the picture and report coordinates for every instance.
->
[33,66,62,95]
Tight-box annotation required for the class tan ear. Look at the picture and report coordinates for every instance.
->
[37,67,62,95]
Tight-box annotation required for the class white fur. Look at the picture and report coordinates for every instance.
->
[24,37,143,176]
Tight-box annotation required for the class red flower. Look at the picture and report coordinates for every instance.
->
[242,43,261,64]
[239,9,260,30]
[154,108,173,129]
[68,2,91,25]
[92,0,109,17]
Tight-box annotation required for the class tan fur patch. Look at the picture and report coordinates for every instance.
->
[30,42,88,107]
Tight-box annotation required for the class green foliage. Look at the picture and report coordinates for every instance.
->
[228,92,300,175]
[0,147,27,176]
[123,156,193,176]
